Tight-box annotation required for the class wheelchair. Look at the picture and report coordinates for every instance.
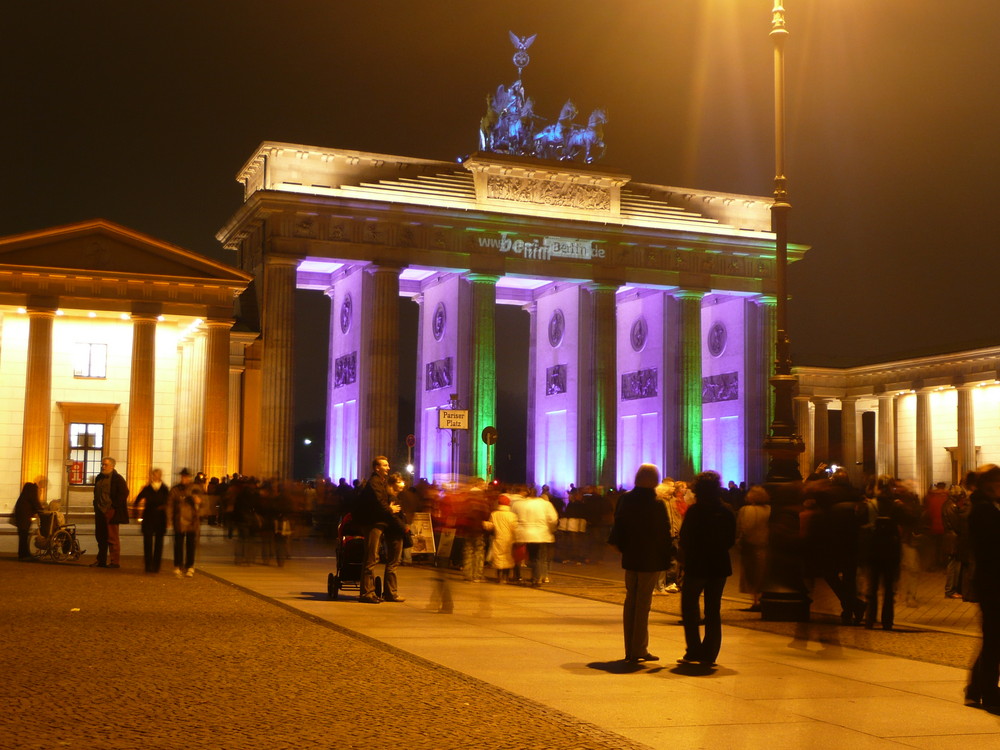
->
[30,507,85,562]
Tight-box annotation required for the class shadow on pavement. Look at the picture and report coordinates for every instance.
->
[585,660,645,674]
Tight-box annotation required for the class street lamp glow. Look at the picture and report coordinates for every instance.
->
[303,438,312,445]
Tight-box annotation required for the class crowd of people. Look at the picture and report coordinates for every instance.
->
[10,452,1000,706]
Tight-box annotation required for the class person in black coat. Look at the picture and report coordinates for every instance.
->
[679,471,736,666]
[13,482,43,560]
[864,476,913,630]
[967,464,1000,708]
[608,464,672,663]
[133,469,169,573]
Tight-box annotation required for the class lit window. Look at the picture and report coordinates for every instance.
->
[68,423,104,484]
[73,343,108,379]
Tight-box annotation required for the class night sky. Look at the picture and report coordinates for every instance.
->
[5,1,1000,474]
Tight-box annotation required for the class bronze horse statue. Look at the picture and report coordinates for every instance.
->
[532,100,577,160]
[565,108,607,163]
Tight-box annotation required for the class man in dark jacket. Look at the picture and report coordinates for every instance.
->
[92,456,129,568]
[354,456,402,603]
[609,463,672,663]
[967,464,1000,708]
[679,470,736,666]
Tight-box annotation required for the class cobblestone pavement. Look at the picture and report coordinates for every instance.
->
[0,558,651,750]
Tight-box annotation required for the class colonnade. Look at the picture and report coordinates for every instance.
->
[17,305,236,499]
[261,256,778,489]
[797,382,986,490]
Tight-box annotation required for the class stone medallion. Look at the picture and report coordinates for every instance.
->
[548,309,565,348]
[630,317,648,352]
[707,321,727,357]
[339,294,352,334]
[432,302,447,341]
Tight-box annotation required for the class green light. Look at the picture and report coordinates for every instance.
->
[467,273,498,480]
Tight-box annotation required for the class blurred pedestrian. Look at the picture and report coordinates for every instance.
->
[608,464,671,663]
[967,464,1000,708]
[864,476,910,630]
[735,485,770,612]
[923,482,950,570]
[512,489,558,587]
[91,456,129,569]
[943,484,971,599]
[678,471,736,666]
[12,481,43,561]
[231,477,260,564]
[460,480,490,582]
[484,494,518,583]
[133,468,168,573]
[168,468,201,577]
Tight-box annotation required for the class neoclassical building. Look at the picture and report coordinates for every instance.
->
[795,347,1000,490]
[218,142,806,490]
[0,220,252,516]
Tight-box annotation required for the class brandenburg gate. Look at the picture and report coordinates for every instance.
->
[218,141,805,488]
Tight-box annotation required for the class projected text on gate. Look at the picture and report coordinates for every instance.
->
[478,233,606,262]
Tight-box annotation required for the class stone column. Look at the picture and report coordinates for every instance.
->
[21,306,55,486]
[189,335,207,472]
[811,397,830,469]
[260,256,299,479]
[956,385,976,480]
[227,366,243,476]
[364,263,400,465]
[876,392,896,478]
[172,341,187,472]
[409,292,425,480]
[794,396,812,479]
[840,396,859,485]
[583,282,618,488]
[915,388,933,493]
[203,319,233,481]
[126,314,158,496]
[466,274,497,480]
[524,301,538,485]
[676,291,704,480]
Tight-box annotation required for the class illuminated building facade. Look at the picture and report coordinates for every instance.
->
[0,220,252,515]
[220,142,805,490]
[796,349,1000,490]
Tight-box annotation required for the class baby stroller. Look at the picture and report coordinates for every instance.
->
[31,503,85,562]
[327,513,380,600]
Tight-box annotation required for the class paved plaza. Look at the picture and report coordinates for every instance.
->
[2,527,998,749]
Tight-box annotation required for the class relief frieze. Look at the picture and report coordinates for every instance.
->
[702,372,739,404]
[546,364,567,395]
[334,352,357,388]
[486,175,611,211]
[363,222,387,244]
[622,368,658,401]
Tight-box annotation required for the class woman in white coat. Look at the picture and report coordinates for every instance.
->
[484,495,519,583]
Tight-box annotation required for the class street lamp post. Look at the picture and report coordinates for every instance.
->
[764,0,804,484]
[762,1,808,621]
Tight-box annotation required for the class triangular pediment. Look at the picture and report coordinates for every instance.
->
[0,219,250,283]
